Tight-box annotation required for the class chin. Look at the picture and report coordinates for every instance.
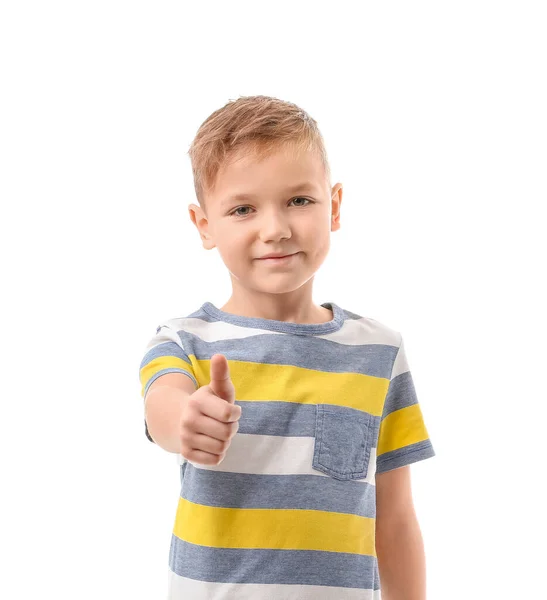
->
[250,274,316,295]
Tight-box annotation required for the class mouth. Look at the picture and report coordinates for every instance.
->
[257,252,299,263]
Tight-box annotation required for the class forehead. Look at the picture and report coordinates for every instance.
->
[210,145,327,206]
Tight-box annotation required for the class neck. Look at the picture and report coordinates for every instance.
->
[220,280,331,324]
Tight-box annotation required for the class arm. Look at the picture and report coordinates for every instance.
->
[144,372,196,453]
[375,466,427,600]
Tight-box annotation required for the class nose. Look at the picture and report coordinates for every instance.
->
[257,209,292,243]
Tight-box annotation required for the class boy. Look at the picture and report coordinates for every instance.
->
[139,95,435,599]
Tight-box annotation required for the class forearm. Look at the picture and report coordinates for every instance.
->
[144,386,188,454]
[375,515,427,600]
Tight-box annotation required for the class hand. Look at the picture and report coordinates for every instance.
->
[179,354,241,466]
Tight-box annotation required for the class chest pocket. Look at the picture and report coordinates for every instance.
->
[312,404,374,481]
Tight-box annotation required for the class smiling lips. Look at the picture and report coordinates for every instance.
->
[258,252,298,259]
[257,252,299,263]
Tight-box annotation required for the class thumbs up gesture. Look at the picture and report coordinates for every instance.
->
[179,354,241,466]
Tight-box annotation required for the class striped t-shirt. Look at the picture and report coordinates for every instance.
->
[139,301,435,599]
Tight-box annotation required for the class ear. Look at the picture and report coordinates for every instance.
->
[188,203,216,250]
[330,183,343,232]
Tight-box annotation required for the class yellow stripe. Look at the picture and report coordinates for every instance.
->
[377,403,430,455]
[190,358,389,415]
[140,356,390,414]
[173,497,376,556]
[139,356,195,397]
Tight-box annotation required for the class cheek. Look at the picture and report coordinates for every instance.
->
[305,222,331,251]
[215,233,248,264]
[314,237,331,259]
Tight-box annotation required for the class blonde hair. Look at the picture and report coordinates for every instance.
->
[187,95,332,211]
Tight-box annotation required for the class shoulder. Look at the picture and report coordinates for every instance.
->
[155,304,211,335]
[337,303,402,348]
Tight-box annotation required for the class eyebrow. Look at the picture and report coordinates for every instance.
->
[222,181,319,206]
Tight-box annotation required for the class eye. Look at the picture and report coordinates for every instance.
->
[228,197,314,218]
[231,206,252,217]
[291,197,312,207]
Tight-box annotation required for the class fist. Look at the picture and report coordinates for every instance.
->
[179,354,241,466]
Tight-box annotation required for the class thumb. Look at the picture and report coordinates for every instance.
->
[209,354,235,404]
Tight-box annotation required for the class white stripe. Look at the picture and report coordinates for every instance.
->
[390,336,409,379]
[161,314,400,347]
[144,324,187,352]
[176,433,377,485]
[167,570,382,599]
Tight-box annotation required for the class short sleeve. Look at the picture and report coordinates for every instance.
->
[138,322,198,443]
[376,334,435,474]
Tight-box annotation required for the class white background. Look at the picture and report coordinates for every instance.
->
[1,1,545,598]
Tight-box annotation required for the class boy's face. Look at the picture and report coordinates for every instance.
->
[188,144,342,298]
